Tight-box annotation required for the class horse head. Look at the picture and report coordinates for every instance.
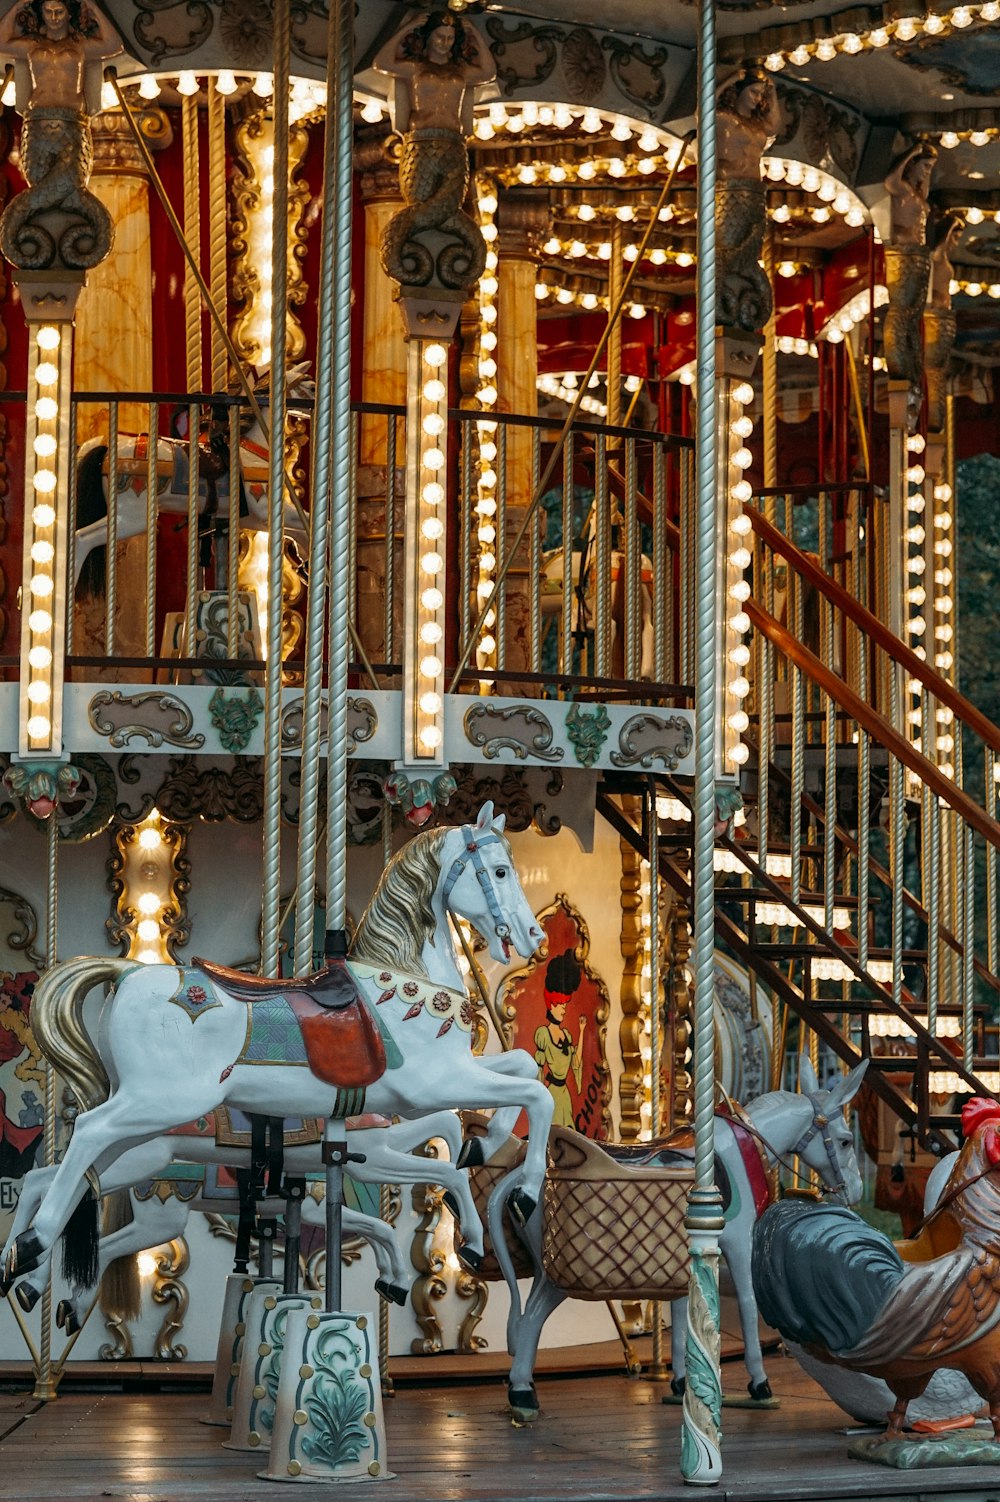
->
[793,1056,867,1205]
[439,802,544,966]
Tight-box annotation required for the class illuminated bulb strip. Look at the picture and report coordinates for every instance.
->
[236,121,276,368]
[722,380,755,773]
[930,478,956,756]
[20,324,70,756]
[410,339,449,761]
[758,901,852,930]
[638,871,655,1142]
[536,372,608,418]
[763,158,869,228]
[473,100,679,161]
[761,5,1000,70]
[474,177,500,677]
[819,285,889,344]
[901,432,931,747]
[127,811,174,964]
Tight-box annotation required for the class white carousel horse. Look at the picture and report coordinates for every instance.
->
[3,804,555,1295]
[73,367,313,594]
[2,1109,466,1328]
[487,1057,867,1424]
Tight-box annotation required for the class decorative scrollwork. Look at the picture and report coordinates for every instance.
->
[601,36,668,115]
[151,1236,190,1360]
[463,704,563,762]
[611,713,694,770]
[133,1,214,67]
[88,691,205,750]
[485,17,562,96]
[155,757,265,824]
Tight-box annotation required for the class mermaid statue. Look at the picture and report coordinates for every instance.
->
[882,143,936,397]
[715,70,782,334]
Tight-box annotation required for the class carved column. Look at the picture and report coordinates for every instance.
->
[495,197,545,681]
[355,139,407,665]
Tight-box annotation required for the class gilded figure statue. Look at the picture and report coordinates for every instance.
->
[715,70,782,334]
[0,0,121,271]
[882,142,936,393]
[924,212,962,435]
[374,9,495,295]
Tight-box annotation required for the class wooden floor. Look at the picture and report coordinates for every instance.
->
[3,1349,998,1502]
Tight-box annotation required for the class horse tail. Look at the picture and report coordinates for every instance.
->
[75,442,109,598]
[61,1186,99,1289]
[31,956,132,1114]
[99,1191,142,1322]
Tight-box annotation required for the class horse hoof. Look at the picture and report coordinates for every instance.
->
[7,1231,43,1281]
[442,1190,461,1223]
[670,1376,686,1399]
[456,1244,483,1274]
[508,1189,536,1227]
[375,1279,408,1308]
[457,1138,485,1170]
[56,1299,81,1334]
[508,1387,539,1425]
[15,1281,40,1314]
[748,1379,773,1403]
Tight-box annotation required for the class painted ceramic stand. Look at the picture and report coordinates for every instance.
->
[261,1307,391,1483]
[202,1274,281,1427]
[224,1288,323,1452]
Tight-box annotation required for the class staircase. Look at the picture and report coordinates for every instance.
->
[597,492,1000,1163]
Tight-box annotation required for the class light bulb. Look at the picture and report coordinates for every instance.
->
[138,892,160,915]
[420,622,443,645]
[32,470,56,493]
[35,397,57,421]
[28,609,51,632]
[36,326,60,350]
[422,482,444,507]
[215,70,237,95]
[28,644,52,668]
[176,71,199,96]
[138,826,163,849]
[421,587,443,611]
[424,343,447,368]
[420,655,442,679]
[26,681,50,704]
[733,382,754,405]
[26,715,51,739]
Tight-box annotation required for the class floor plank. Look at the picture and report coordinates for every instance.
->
[1,1353,996,1502]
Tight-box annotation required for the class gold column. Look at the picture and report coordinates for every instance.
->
[355,141,407,664]
[494,200,544,681]
[73,108,169,672]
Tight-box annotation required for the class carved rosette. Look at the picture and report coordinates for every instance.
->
[883,244,932,391]
[716,179,772,335]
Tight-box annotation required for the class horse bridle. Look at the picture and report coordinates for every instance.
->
[440,825,511,942]
[736,1095,850,1202]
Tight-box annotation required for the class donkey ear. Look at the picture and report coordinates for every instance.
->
[476,802,494,830]
[798,1054,820,1096]
[826,1058,869,1110]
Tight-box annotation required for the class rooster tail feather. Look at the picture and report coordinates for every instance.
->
[752,1201,905,1354]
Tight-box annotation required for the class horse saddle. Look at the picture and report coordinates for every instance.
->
[192,956,386,1090]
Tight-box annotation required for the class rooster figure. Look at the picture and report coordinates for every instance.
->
[752,1097,1000,1438]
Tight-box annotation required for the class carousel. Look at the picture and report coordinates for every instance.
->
[0,0,999,1495]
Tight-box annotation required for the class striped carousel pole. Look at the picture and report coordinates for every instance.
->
[680,0,725,1482]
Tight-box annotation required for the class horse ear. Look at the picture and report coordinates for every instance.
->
[798,1054,819,1095]
[826,1058,869,1110]
[475,802,494,830]
[492,812,506,833]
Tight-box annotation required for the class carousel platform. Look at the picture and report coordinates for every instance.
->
[1,1347,995,1502]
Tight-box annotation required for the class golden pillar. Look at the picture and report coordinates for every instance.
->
[73,108,170,670]
[494,199,545,680]
[355,139,407,665]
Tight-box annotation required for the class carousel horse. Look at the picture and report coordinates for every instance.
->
[2,1109,466,1328]
[486,1057,867,1424]
[3,805,555,1295]
[73,366,313,596]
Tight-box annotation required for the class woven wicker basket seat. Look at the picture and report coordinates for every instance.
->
[466,1125,695,1295]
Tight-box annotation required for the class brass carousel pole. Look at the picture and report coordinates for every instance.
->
[680,0,724,1479]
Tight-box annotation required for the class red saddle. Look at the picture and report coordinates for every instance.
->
[193,956,386,1089]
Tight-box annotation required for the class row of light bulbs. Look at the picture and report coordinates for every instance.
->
[474,179,501,674]
[535,281,653,318]
[414,341,450,757]
[537,372,608,417]
[637,872,657,1141]
[24,324,63,751]
[131,814,174,965]
[819,285,889,345]
[762,1,1000,71]
[762,158,868,229]
[722,382,756,773]
[950,280,1000,299]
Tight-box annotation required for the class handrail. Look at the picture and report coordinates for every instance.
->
[747,598,1000,852]
[750,506,1000,759]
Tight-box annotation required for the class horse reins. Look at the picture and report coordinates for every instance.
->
[729,1096,850,1202]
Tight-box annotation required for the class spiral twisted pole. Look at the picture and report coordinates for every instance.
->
[293,0,345,977]
[208,79,228,394]
[260,1,290,975]
[181,94,201,394]
[681,0,724,1480]
[33,812,59,1400]
[324,0,355,940]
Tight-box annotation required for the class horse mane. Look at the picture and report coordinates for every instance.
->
[350,827,447,977]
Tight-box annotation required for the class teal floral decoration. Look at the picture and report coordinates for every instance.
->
[301,1366,370,1467]
[257,1305,292,1435]
[565,702,610,767]
[208,686,264,753]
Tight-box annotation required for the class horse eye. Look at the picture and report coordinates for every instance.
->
[495,866,507,878]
